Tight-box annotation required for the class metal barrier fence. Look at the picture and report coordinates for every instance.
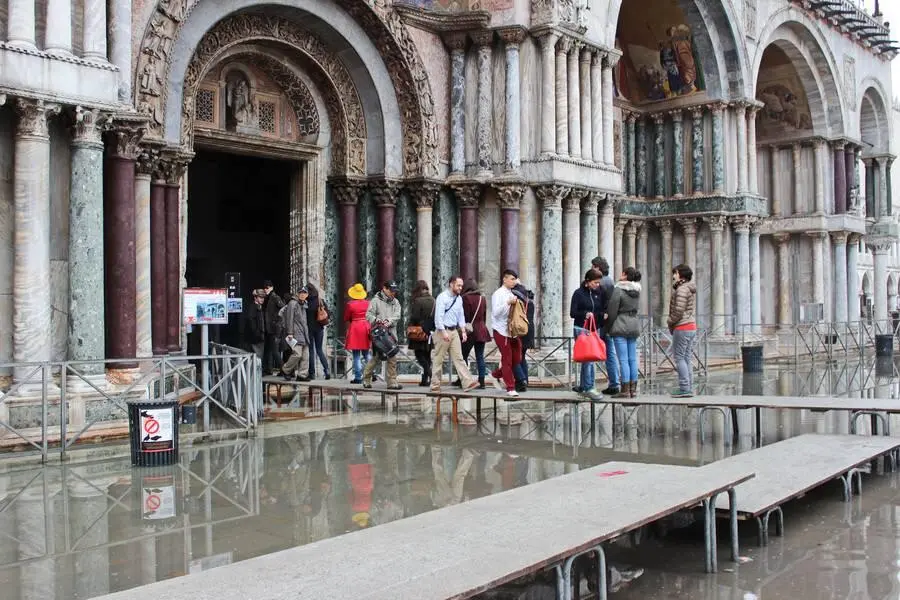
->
[0,346,261,462]
[734,319,900,363]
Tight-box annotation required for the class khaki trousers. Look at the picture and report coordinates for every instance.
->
[282,343,310,378]
[430,330,475,389]
[363,354,398,386]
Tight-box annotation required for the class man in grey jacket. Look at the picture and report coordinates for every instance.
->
[363,281,403,389]
[281,287,311,381]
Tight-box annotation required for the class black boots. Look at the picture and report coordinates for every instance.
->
[420,373,431,387]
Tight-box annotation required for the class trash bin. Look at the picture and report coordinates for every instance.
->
[741,345,764,373]
[876,334,894,358]
[128,399,179,467]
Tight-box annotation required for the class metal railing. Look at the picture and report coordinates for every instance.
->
[732,319,900,363]
[0,347,261,462]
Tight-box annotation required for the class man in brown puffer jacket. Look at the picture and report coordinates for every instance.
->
[667,264,697,397]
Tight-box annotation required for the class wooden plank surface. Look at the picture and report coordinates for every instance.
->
[713,434,900,517]
[95,462,752,600]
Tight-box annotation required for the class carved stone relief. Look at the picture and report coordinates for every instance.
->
[531,0,590,31]
[843,55,856,112]
[244,55,321,138]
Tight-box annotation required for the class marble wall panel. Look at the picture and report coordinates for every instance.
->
[323,186,339,318]
[433,189,458,294]
[405,25,450,166]
[0,109,12,369]
[463,51,479,171]
[519,38,539,163]
[357,191,377,294]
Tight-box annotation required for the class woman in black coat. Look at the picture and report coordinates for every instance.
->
[306,283,331,380]
[407,280,435,387]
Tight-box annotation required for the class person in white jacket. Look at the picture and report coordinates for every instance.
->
[490,269,521,397]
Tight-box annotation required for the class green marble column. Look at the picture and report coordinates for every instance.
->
[711,103,725,194]
[626,113,636,195]
[357,189,377,293]
[432,188,458,294]
[323,185,339,317]
[652,113,665,198]
[636,118,648,197]
[690,106,704,194]
[671,110,684,197]
[394,190,416,339]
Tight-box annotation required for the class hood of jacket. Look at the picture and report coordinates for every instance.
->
[615,281,642,298]
[376,291,397,305]
[674,280,696,295]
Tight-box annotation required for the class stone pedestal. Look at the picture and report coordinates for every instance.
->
[537,185,569,338]
[454,184,480,283]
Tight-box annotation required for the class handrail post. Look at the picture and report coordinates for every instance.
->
[41,363,48,462]
[60,363,68,461]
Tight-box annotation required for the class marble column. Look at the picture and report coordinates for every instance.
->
[45,0,72,55]
[372,181,400,284]
[413,183,439,284]
[334,182,362,305]
[580,193,599,268]
[563,189,586,309]
[733,217,751,329]
[652,114,665,198]
[813,139,827,214]
[500,28,525,173]
[690,107,704,195]
[775,233,792,328]
[150,171,167,356]
[864,158,876,218]
[539,32,559,156]
[68,107,105,373]
[792,143,803,215]
[537,185,569,338]
[659,220,673,319]
[637,224,649,314]
[473,31,494,176]
[671,110,684,197]
[567,43,581,159]
[636,117,648,196]
[750,224,761,332]
[832,232,849,324]
[446,33,467,175]
[163,160,184,353]
[555,38,570,157]
[809,231,826,310]
[871,240,892,326]
[876,156,890,217]
[579,48,592,161]
[706,216,727,332]
[847,234,861,321]
[590,52,603,163]
[769,145,781,216]
[624,221,638,267]
[497,184,525,273]
[601,53,617,165]
[747,104,760,195]
[108,0,132,101]
[7,0,37,49]
[12,100,59,383]
[105,122,143,364]
[711,104,725,194]
[83,0,108,60]
[625,114,636,195]
[134,150,153,358]
[833,141,847,214]
[454,184,480,283]
[678,218,698,270]
[844,145,856,214]
[598,197,615,265]
[613,219,626,281]
[734,103,748,194]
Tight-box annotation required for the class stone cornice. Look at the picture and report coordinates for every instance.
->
[395,4,491,33]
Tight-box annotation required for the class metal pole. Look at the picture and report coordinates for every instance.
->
[201,324,210,432]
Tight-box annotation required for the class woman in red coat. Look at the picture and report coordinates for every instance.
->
[344,283,371,384]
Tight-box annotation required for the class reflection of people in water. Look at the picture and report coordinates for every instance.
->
[349,431,374,529]
[431,447,476,507]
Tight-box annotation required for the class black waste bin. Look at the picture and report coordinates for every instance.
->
[128,400,179,467]
[741,345,764,373]
[876,334,894,358]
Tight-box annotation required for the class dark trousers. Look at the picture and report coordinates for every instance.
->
[461,340,486,380]
[263,334,283,373]
[414,349,431,381]
[308,328,329,377]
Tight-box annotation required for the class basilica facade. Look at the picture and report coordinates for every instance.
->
[0,0,897,373]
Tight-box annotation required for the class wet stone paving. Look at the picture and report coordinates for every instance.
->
[1,359,900,599]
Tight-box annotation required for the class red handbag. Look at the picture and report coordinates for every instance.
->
[573,314,607,363]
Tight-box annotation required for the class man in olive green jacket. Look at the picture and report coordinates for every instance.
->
[363,281,402,389]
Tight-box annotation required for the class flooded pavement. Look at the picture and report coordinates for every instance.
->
[2,359,900,599]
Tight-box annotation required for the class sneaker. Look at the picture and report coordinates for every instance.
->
[506,390,520,398]
[670,389,694,398]
[602,386,620,395]
[324,374,331,380]
[363,382,372,389]
[387,384,403,391]
[350,378,362,384]
[609,566,644,593]
[582,389,603,401]
[464,380,480,391]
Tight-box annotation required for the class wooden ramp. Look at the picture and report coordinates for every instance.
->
[94,461,752,600]
[712,434,900,544]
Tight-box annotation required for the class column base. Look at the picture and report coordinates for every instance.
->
[65,373,110,393]
[6,40,38,51]
[105,367,143,387]
[45,48,74,57]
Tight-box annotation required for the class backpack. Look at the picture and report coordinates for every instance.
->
[371,325,400,359]
[508,299,529,338]
[316,300,330,325]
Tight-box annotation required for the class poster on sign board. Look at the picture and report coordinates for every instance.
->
[183,288,229,325]
[140,407,175,452]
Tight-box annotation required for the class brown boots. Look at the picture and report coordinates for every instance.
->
[613,381,637,398]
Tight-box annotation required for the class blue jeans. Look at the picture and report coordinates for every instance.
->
[514,352,529,384]
[574,327,596,391]
[308,328,329,378]
[351,350,367,381]
[461,340,486,380]
[672,329,696,392]
[601,329,619,388]
[612,337,639,383]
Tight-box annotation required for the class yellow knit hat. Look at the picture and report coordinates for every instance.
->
[348,283,367,300]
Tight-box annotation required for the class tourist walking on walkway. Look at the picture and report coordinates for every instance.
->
[408,280,435,387]
[512,284,535,392]
[281,287,311,381]
[668,264,697,397]
[344,283,371,384]
[363,281,403,390]
[241,289,267,360]
[306,283,331,380]
[570,268,606,399]
[605,267,642,398]
[262,279,285,375]
[431,276,479,392]
[592,257,620,394]
[491,270,523,398]
[459,279,489,389]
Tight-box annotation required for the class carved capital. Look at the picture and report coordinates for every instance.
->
[602,50,621,69]
[535,184,571,209]
[625,221,639,237]
[371,179,401,207]
[730,215,755,233]
[651,112,666,125]
[497,27,527,47]
[658,219,674,237]
[581,192,600,215]
[15,99,61,139]
[495,183,526,210]
[556,36,572,54]
[452,183,482,209]
[538,31,560,52]
[106,119,148,160]
[705,215,727,232]
[709,102,728,116]
[690,106,705,121]
[774,232,791,245]
[867,238,894,254]
[136,147,160,177]
[563,188,588,212]
[408,181,441,210]
[333,180,365,206]
[805,230,828,242]
[848,233,862,245]
[444,32,468,52]
[614,219,627,235]
[830,231,849,245]
[470,30,494,47]
[71,106,108,147]
[678,218,697,236]
[668,109,684,122]
[158,150,191,184]
[625,112,637,124]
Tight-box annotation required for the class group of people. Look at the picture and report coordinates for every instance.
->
[571,257,698,400]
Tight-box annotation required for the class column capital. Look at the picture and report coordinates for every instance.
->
[730,215,755,233]
[831,139,847,150]
[625,221,639,237]
[470,30,494,47]
[792,141,803,154]
[709,101,728,115]
[452,182,482,208]
[705,215,727,232]
[867,238,894,254]
[805,230,828,241]
[105,115,148,160]
[774,232,792,245]
[658,219,674,237]
[370,179,401,207]
[556,36,572,54]
[15,98,61,139]
[581,192,600,215]
[443,32,468,52]
[497,27,527,47]
[830,231,850,245]
[614,219,627,235]
[535,184,571,209]
[668,109,684,122]
[71,106,108,148]
[625,111,638,124]
[602,194,620,213]
[579,47,594,63]
[636,222,648,240]
[407,180,441,210]
[746,100,764,117]
[689,105,705,120]
[677,218,698,235]
[650,112,666,125]
[812,137,828,150]
[537,30,560,50]
[135,146,160,177]
[494,183,526,210]
[158,151,191,184]
[568,40,583,55]
[729,100,749,114]
[602,50,621,69]
[564,188,588,212]
[848,233,862,245]
[332,178,366,205]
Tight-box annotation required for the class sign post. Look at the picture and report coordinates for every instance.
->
[183,288,228,431]
[225,272,242,313]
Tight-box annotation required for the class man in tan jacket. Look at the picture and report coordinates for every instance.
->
[667,264,697,397]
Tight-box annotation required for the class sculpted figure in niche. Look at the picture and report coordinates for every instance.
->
[226,73,254,130]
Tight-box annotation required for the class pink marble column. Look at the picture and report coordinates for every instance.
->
[454,184,481,283]
[496,183,525,273]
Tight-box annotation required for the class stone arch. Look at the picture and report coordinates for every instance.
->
[134,0,436,177]
[607,0,750,101]
[860,82,890,156]
[753,10,846,137]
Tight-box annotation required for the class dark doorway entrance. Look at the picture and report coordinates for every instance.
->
[187,149,294,349]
